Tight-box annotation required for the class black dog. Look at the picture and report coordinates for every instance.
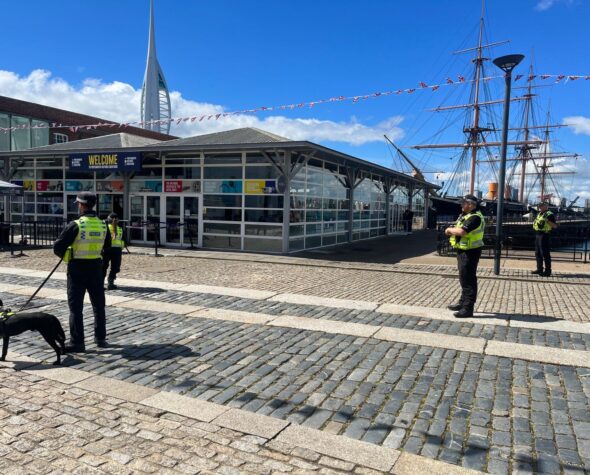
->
[0,311,66,365]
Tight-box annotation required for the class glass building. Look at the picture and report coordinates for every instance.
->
[0,127,437,253]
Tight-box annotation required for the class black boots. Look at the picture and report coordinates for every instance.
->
[106,280,117,290]
[531,269,543,275]
[454,308,474,318]
[447,302,463,311]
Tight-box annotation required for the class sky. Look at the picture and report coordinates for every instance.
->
[1,0,589,201]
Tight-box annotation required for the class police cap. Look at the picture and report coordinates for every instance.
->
[75,192,97,208]
[461,194,479,205]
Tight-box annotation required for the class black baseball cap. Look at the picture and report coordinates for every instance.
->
[461,194,479,204]
[108,212,119,219]
[75,192,96,208]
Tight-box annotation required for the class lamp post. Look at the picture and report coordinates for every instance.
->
[493,54,524,275]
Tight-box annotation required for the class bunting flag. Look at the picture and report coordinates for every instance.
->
[0,73,588,134]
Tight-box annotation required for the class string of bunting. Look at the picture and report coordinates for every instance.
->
[0,73,588,134]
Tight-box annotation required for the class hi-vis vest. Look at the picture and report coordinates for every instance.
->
[108,223,124,248]
[64,216,107,262]
[450,211,485,250]
[533,210,554,233]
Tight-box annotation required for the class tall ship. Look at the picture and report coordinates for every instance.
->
[387,1,580,219]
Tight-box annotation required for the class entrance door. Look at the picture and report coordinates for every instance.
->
[129,194,162,244]
[388,204,404,234]
[163,195,200,247]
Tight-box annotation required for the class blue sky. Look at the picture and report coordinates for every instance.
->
[1,0,589,199]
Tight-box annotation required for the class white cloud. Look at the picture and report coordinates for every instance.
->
[563,116,590,135]
[0,69,404,146]
[535,0,574,10]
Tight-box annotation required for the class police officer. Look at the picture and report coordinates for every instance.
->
[444,194,485,318]
[103,212,124,290]
[53,192,111,352]
[532,202,557,277]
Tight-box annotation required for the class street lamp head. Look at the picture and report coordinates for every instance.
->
[493,54,525,73]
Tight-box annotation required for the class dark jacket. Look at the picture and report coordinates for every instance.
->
[53,211,112,259]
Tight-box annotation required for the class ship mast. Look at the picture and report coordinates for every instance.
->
[518,65,534,202]
[467,1,486,195]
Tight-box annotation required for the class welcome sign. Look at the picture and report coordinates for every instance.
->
[69,152,142,171]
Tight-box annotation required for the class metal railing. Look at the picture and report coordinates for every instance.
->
[437,218,590,262]
[0,219,199,257]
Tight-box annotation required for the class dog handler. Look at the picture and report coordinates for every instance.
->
[53,192,111,352]
[103,212,124,290]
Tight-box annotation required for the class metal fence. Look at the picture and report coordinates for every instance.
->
[437,218,590,262]
[0,219,199,257]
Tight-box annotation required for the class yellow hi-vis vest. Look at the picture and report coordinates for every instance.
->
[533,210,554,233]
[450,211,485,250]
[108,223,124,248]
[65,216,107,262]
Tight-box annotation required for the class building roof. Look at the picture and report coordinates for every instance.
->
[23,133,162,152]
[0,127,439,190]
[148,127,290,147]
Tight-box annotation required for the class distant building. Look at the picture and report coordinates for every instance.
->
[140,0,171,135]
[0,95,175,154]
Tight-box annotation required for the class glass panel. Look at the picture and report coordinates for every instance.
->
[10,116,31,150]
[183,197,199,246]
[32,120,49,148]
[203,180,242,194]
[289,238,304,251]
[290,225,304,236]
[146,196,160,242]
[164,165,201,179]
[245,225,282,237]
[203,166,242,179]
[243,238,282,253]
[203,208,241,221]
[246,153,270,164]
[289,210,304,223]
[166,197,181,244]
[305,236,322,248]
[36,193,64,215]
[97,195,112,219]
[245,195,283,208]
[245,166,280,179]
[0,114,8,151]
[203,223,240,234]
[204,154,242,165]
[244,209,282,223]
[203,195,242,207]
[203,235,241,249]
[130,196,144,240]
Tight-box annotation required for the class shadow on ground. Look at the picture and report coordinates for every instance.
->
[295,230,438,265]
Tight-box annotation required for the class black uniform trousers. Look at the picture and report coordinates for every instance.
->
[535,233,551,272]
[457,248,482,311]
[103,247,123,282]
[67,259,106,345]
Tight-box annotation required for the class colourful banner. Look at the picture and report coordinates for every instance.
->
[164,180,183,192]
[245,180,277,195]
[69,152,142,171]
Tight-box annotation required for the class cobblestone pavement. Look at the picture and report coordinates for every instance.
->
[0,251,589,474]
[0,368,395,474]
[0,274,588,473]
[2,249,590,322]
[1,274,589,352]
